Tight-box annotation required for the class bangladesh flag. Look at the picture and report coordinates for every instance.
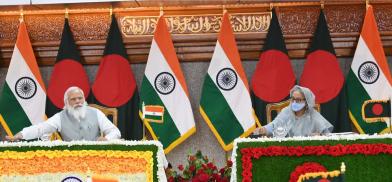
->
[90,15,143,140]
[139,14,196,154]
[200,12,258,151]
[0,21,46,136]
[300,9,351,132]
[46,18,90,116]
[347,5,392,134]
[251,8,296,125]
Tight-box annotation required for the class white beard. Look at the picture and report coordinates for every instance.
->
[66,103,87,121]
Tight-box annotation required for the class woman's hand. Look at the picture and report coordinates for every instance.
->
[97,136,108,141]
[254,127,267,136]
[309,132,320,136]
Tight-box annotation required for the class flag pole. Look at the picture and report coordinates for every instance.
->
[142,102,146,140]
[390,96,392,133]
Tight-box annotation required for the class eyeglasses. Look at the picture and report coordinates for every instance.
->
[291,97,305,103]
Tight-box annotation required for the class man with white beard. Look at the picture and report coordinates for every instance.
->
[6,86,121,141]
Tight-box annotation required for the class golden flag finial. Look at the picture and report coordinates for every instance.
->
[159,6,163,16]
[19,7,24,22]
[109,5,113,17]
[65,7,69,19]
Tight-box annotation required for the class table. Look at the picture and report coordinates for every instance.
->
[0,140,167,182]
[230,134,392,182]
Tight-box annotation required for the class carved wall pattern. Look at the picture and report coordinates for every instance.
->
[325,5,364,33]
[0,16,18,41]
[25,15,64,42]
[0,4,392,66]
[374,5,392,32]
[70,14,110,41]
[278,6,319,35]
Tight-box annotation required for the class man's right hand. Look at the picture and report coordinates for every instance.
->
[5,133,23,142]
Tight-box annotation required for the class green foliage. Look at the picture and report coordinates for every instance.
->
[235,138,392,182]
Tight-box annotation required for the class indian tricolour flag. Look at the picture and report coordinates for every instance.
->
[142,103,165,123]
[0,20,46,136]
[347,5,392,134]
[139,14,196,154]
[200,12,259,151]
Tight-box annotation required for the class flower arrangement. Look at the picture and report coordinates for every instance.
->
[289,162,327,182]
[166,150,232,182]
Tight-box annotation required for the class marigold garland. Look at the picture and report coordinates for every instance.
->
[296,170,341,182]
[240,143,392,181]
[0,150,154,182]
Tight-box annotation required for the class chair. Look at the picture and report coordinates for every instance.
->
[265,100,321,123]
[89,104,118,126]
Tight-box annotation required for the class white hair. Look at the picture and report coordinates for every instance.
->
[63,86,85,107]
[63,86,87,120]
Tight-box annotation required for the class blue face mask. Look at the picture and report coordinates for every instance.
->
[291,102,306,112]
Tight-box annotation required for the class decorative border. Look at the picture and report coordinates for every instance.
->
[0,140,167,182]
[230,134,392,182]
[121,12,271,36]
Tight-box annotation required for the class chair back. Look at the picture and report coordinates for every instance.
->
[89,104,118,126]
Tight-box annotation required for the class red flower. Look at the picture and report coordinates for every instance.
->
[314,145,326,156]
[168,176,175,182]
[219,168,226,174]
[202,163,208,169]
[194,172,210,182]
[220,177,229,182]
[207,162,215,169]
[241,148,252,155]
[189,155,196,161]
[227,160,233,167]
[189,165,196,172]
[329,145,342,156]
[212,173,221,180]
[169,151,232,181]
[178,164,184,171]
[197,169,205,174]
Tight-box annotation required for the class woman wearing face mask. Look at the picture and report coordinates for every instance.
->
[254,85,333,137]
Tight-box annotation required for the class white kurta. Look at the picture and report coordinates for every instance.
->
[264,85,333,137]
[21,107,121,140]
